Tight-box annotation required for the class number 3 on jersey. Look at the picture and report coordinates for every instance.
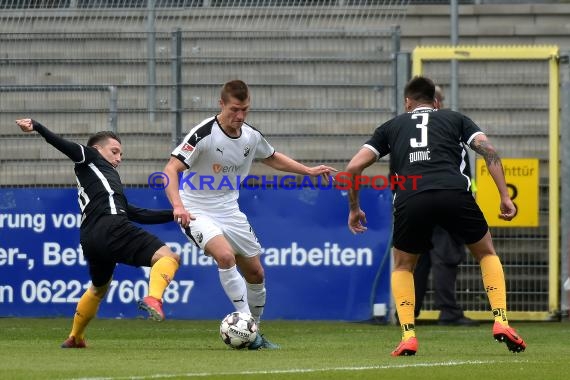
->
[410,113,429,148]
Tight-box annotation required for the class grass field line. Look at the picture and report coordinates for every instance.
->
[70,359,526,380]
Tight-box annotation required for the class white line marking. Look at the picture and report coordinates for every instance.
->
[70,359,527,380]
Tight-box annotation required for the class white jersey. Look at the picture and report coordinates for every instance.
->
[172,116,275,214]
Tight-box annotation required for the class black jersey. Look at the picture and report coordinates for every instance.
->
[364,107,483,206]
[33,121,172,229]
[73,146,130,226]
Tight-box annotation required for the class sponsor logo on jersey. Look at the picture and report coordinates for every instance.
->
[212,163,242,174]
[182,143,194,152]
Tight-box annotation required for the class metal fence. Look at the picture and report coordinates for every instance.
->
[0,2,407,186]
[0,1,411,32]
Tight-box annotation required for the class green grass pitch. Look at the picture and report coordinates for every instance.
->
[0,318,567,379]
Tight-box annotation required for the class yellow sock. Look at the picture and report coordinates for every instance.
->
[149,256,179,300]
[70,289,102,340]
[480,254,508,326]
[392,270,416,340]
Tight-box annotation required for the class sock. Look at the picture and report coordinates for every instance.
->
[219,265,249,314]
[69,289,102,340]
[480,254,508,326]
[391,270,416,340]
[246,281,266,326]
[149,256,179,301]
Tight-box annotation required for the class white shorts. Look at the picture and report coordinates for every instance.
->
[181,210,261,258]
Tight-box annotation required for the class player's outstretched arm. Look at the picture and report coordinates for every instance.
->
[126,204,174,224]
[15,118,84,163]
[262,152,337,182]
[470,134,516,221]
[163,157,194,228]
[344,147,377,234]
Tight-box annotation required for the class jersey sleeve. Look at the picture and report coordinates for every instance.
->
[460,115,485,145]
[254,133,275,159]
[171,131,202,168]
[127,204,173,224]
[33,120,86,163]
[363,122,391,158]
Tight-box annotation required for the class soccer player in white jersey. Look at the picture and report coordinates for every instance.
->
[163,79,336,349]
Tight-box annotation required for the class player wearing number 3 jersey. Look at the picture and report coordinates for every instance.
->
[344,76,526,356]
[15,118,181,348]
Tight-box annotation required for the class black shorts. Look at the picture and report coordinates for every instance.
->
[80,215,165,287]
[393,189,488,254]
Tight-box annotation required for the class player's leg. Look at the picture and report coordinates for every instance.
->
[220,211,267,321]
[225,212,279,350]
[391,248,420,356]
[183,214,249,314]
[454,192,525,352]
[235,254,265,325]
[204,235,250,314]
[149,246,180,296]
[102,218,179,321]
[468,233,505,318]
[61,262,114,348]
[236,255,278,350]
[411,248,432,319]
[467,232,526,352]
[390,192,434,356]
[138,245,180,321]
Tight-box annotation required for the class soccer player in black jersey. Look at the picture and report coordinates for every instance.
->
[344,76,526,356]
[412,86,478,327]
[16,118,181,348]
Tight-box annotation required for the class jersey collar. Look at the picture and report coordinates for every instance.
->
[410,106,434,112]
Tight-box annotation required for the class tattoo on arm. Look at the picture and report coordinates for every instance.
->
[472,139,501,166]
[348,191,359,210]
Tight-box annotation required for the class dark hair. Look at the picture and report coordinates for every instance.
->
[404,76,436,104]
[87,131,121,147]
[221,79,250,102]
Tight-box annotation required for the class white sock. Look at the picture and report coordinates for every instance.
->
[246,281,266,326]
[218,265,249,314]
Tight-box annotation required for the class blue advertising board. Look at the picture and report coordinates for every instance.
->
[0,187,393,321]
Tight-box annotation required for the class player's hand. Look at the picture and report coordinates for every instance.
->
[499,197,517,221]
[174,206,195,228]
[15,118,34,133]
[348,208,367,234]
[308,164,338,185]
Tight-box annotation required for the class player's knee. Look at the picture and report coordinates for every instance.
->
[246,272,264,284]
[214,252,237,269]
[467,243,496,263]
[472,250,496,263]
[153,245,180,263]
[164,250,180,263]
[242,266,264,283]
[89,284,108,299]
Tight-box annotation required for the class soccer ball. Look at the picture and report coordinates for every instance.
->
[219,312,258,349]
